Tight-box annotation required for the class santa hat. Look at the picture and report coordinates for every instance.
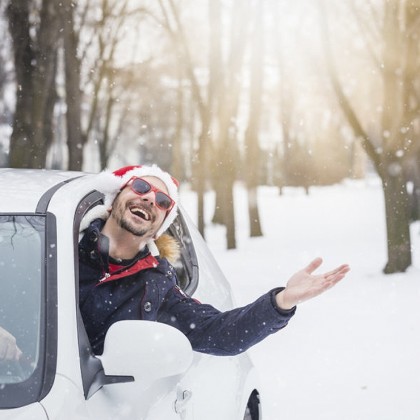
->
[80,165,179,241]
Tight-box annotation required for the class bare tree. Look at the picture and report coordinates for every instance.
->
[60,0,83,170]
[79,0,135,170]
[0,3,13,123]
[244,0,264,237]
[156,0,215,238]
[212,0,251,249]
[7,0,61,168]
[319,0,420,273]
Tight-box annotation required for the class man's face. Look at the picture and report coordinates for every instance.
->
[110,176,169,239]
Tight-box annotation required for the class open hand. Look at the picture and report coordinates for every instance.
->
[276,257,350,310]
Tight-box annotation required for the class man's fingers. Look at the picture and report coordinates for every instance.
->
[323,266,350,288]
[305,258,350,278]
[325,264,350,279]
[305,257,323,274]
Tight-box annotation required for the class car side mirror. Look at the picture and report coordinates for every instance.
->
[99,320,193,386]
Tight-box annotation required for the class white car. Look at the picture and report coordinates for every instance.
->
[0,169,261,420]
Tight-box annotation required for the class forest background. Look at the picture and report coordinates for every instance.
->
[0,0,420,274]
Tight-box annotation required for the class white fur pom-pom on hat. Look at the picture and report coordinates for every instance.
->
[80,164,179,239]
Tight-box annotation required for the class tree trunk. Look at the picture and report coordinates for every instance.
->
[99,95,114,170]
[382,167,412,273]
[43,55,58,153]
[195,130,208,238]
[31,0,60,167]
[171,64,185,181]
[381,1,412,273]
[221,149,236,250]
[7,0,60,168]
[248,186,262,237]
[211,160,225,225]
[61,0,83,170]
[7,0,36,167]
[407,152,420,221]
[244,0,264,238]
[208,0,224,226]
[212,0,250,248]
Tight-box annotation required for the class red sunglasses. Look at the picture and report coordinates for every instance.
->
[123,177,175,211]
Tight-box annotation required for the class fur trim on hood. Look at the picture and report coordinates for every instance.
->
[155,234,181,264]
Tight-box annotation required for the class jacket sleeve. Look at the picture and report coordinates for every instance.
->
[157,285,296,356]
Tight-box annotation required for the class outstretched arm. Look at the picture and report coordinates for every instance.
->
[159,257,349,356]
[276,257,350,310]
[0,326,22,361]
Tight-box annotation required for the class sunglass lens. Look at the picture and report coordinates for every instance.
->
[132,178,151,194]
[155,192,173,210]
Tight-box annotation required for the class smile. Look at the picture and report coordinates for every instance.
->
[129,206,151,221]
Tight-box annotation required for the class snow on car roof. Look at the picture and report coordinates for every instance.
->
[0,168,84,213]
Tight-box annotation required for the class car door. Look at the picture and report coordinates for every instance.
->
[169,210,258,420]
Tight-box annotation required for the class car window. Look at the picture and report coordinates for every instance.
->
[74,192,111,399]
[0,215,44,384]
[168,212,199,295]
[0,213,57,409]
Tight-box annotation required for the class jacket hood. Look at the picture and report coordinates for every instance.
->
[155,234,180,264]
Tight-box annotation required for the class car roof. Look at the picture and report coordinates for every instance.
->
[0,168,86,213]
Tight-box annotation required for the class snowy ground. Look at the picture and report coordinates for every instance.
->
[181,176,420,420]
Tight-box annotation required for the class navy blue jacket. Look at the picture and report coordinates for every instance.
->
[79,219,296,355]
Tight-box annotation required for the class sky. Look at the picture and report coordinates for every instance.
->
[181,175,420,420]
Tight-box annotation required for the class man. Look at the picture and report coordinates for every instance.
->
[79,165,350,355]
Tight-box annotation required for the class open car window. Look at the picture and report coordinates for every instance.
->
[74,193,200,399]
[167,212,199,295]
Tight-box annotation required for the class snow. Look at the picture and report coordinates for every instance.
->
[181,176,420,420]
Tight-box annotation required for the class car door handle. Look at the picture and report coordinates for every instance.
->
[174,387,193,415]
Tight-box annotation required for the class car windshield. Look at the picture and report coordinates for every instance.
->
[0,215,44,384]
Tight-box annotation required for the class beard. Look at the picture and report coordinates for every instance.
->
[111,196,156,237]
[118,217,149,237]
